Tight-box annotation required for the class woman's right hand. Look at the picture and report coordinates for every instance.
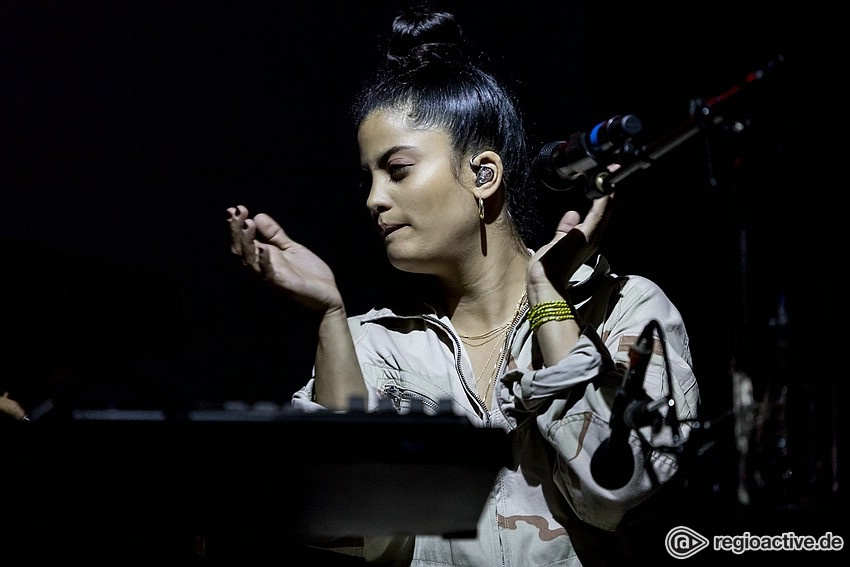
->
[227,205,344,313]
[1,391,27,420]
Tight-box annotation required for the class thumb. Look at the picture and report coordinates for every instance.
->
[253,213,294,248]
[555,210,582,235]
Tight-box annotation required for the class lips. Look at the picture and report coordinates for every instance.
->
[378,222,406,238]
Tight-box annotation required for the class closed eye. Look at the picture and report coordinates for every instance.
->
[388,163,411,181]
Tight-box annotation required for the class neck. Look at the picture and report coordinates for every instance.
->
[443,249,529,336]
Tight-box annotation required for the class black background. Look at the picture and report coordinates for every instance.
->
[1,0,846,559]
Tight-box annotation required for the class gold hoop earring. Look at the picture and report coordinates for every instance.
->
[478,197,485,220]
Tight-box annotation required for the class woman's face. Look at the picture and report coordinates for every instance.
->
[358,108,480,276]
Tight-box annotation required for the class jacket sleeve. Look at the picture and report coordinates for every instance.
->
[499,275,700,531]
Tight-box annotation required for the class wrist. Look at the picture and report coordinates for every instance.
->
[528,300,577,332]
[526,284,568,307]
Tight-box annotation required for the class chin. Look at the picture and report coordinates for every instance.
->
[386,254,430,275]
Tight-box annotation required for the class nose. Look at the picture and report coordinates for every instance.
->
[366,177,391,214]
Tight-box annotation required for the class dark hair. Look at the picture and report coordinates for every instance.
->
[351,6,541,246]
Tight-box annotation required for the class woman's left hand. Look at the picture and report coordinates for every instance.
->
[526,193,613,302]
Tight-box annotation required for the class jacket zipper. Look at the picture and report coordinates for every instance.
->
[493,301,529,387]
[423,315,492,417]
[382,384,441,413]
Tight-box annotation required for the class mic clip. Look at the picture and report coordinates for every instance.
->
[623,395,667,433]
[534,114,643,197]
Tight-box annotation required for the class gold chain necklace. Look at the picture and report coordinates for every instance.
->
[459,321,512,346]
[476,337,504,390]
[459,324,511,348]
[469,290,528,407]
[458,289,527,344]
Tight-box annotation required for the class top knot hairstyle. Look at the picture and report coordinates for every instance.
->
[351,6,541,247]
[385,7,466,67]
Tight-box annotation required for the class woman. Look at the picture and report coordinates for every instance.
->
[227,6,700,566]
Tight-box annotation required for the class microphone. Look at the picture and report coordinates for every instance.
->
[590,322,657,490]
[533,114,642,194]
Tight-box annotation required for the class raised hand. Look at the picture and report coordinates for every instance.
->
[526,194,614,301]
[227,205,344,313]
[1,391,27,420]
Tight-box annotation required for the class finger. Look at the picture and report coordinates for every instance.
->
[254,213,295,249]
[239,218,262,271]
[584,194,611,223]
[255,243,268,274]
[226,204,246,218]
[539,228,588,291]
[555,210,582,234]
[227,205,249,255]
[541,227,587,269]
[583,194,614,242]
[226,204,247,223]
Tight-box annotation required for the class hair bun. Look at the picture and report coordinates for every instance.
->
[386,8,465,67]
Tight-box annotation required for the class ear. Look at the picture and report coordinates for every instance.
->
[469,151,504,199]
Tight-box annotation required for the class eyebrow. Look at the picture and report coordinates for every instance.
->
[362,145,415,169]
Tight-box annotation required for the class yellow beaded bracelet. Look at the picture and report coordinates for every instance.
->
[528,301,575,332]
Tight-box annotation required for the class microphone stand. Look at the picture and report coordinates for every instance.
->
[583,57,789,493]
[585,56,784,197]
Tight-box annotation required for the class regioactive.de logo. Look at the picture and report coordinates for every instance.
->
[665,526,844,558]
[666,526,710,559]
